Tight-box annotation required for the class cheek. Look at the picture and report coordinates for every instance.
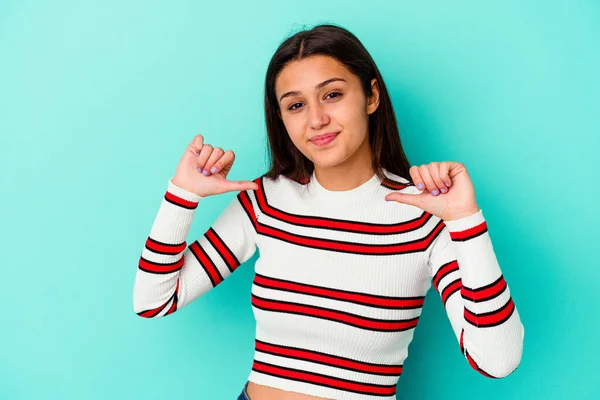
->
[332,96,367,125]
[281,115,319,162]
[336,106,369,144]
[281,116,306,146]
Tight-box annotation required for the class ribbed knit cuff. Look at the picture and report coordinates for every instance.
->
[443,209,484,231]
[167,178,203,203]
[443,209,501,287]
[145,179,203,242]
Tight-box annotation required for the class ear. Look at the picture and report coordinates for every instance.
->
[367,78,380,115]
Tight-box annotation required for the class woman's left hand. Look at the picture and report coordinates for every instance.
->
[384,162,480,221]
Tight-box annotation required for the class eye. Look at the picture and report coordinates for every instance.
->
[325,92,342,100]
[288,102,303,111]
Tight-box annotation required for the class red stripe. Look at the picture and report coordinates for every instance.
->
[255,340,402,375]
[164,191,198,209]
[254,274,424,309]
[251,295,419,332]
[432,260,459,291]
[138,256,184,274]
[462,276,507,302]
[464,298,515,327]
[164,280,180,316]
[145,238,186,254]
[189,241,223,286]
[466,352,495,378]
[441,279,462,305]
[138,279,180,318]
[255,178,430,234]
[138,299,169,318]
[252,361,397,396]
[238,191,258,224]
[449,221,487,241]
[259,221,441,254]
[205,228,239,272]
[164,299,177,315]
[382,182,408,190]
[241,191,444,255]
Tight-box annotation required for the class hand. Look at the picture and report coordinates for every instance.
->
[384,162,480,221]
[171,135,258,198]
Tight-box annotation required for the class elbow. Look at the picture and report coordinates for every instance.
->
[133,299,168,319]
[492,323,525,378]
[471,326,524,379]
[468,352,522,379]
[494,340,523,378]
[486,354,522,379]
[134,305,160,319]
[133,293,177,319]
[135,312,162,319]
[132,282,170,319]
[133,301,155,319]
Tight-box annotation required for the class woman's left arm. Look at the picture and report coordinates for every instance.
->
[428,211,524,378]
[385,161,524,378]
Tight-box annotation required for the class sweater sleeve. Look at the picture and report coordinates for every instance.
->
[133,178,258,318]
[427,209,524,378]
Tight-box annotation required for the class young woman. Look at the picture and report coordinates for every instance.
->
[134,24,524,400]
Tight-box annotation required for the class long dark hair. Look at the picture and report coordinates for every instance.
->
[264,23,412,186]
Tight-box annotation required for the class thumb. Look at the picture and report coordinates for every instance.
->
[219,179,259,194]
[384,192,423,207]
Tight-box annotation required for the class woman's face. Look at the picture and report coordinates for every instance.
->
[275,55,380,170]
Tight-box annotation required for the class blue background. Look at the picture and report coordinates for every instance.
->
[1,1,598,398]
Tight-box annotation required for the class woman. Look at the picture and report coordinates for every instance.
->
[134,24,524,400]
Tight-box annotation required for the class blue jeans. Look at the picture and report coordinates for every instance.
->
[236,381,251,400]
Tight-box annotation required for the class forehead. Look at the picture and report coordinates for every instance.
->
[275,55,355,94]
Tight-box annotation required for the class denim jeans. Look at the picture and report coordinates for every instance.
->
[236,381,251,400]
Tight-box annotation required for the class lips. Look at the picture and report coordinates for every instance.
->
[310,132,339,147]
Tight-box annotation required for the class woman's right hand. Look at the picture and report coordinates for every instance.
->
[171,135,259,198]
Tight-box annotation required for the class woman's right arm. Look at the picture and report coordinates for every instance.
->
[133,135,259,318]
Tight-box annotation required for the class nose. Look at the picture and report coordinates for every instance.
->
[307,103,330,130]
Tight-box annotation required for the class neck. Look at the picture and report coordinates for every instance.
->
[313,137,375,191]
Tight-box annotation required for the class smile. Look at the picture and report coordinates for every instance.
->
[310,132,339,147]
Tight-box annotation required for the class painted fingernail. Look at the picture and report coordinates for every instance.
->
[203,169,210,176]
[445,182,451,187]
[432,189,439,196]
[441,188,447,194]
[417,184,424,190]
[210,167,217,173]
[197,168,203,173]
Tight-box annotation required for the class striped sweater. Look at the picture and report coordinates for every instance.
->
[133,169,524,399]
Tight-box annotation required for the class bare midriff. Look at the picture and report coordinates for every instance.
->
[246,382,333,400]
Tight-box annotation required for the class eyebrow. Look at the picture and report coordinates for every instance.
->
[279,77,347,102]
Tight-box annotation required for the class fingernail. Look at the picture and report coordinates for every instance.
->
[417,184,424,190]
[210,167,217,173]
[440,188,447,194]
[445,182,451,187]
[203,170,210,176]
[197,168,203,173]
[432,189,439,196]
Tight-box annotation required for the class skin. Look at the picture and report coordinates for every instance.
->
[173,55,480,400]
[275,54,380,192]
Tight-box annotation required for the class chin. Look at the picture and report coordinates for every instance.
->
[309,150,352,170]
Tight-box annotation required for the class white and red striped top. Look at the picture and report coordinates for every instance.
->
[134,169,524,399]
